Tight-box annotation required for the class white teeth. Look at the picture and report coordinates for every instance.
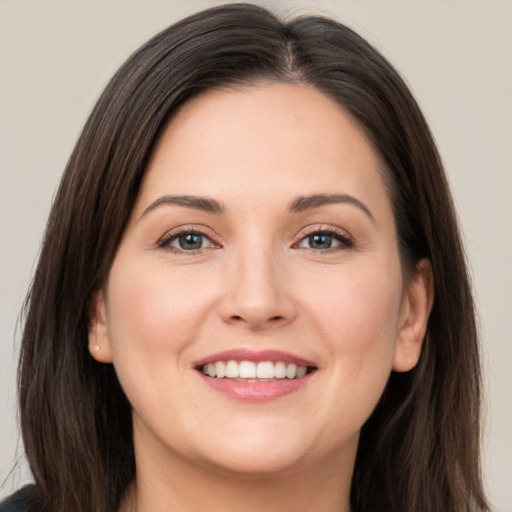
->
[256,361,274,379]
[200,360,310,380]
[296,366,307,378]
[225,360,239,378]
[239,361,256,379]
[274,361,286,379]
[214,361,226,379]
[286,363,297,379]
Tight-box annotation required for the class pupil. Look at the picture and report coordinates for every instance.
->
[310,234,332,249]
[179,233,202,250]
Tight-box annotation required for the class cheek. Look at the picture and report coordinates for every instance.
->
[102,258,224,436]
[104,257,217,369]
[303,262,403,437]
[308,261,401,332]
[301,258,403,388]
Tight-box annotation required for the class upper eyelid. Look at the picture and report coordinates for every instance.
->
[158,225,221,248]
[294,224,353,241]
[159,224,218,239]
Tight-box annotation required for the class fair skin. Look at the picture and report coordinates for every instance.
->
[89,83,433,512]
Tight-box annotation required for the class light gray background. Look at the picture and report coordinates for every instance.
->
[1,0,511,509]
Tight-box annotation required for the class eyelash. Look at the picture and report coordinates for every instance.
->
[158,226,220,254]
[292,226,354,253]
[158,226,354,254]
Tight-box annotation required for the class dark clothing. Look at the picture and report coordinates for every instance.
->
[0,486,38,512]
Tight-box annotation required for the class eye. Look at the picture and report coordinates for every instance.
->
[173,232,206,250]
[296,229,353,251]
[159,229,218,253]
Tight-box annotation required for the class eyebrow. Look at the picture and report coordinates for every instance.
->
[140,195,225,219]
[289,194,375,223]
[139,192,374,223]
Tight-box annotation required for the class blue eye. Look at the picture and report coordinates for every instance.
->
[307,233,334,249]
[160,231,214,252]
[298,230,353,251]
[176,233,205,250]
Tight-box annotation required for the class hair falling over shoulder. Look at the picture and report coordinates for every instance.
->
[17,3,490,511]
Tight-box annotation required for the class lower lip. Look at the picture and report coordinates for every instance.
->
[197,372,314,402]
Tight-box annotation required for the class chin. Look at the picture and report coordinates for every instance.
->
[202,447,311,479]
[192,422,348,479]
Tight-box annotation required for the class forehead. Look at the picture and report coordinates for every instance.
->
[136,83,390,215]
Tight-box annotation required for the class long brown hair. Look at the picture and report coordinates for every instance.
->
[18,3,489,511]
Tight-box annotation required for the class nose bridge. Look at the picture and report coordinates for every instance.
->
[220,234,295,328]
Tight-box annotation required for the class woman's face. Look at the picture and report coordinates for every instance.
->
[90,83,429,480]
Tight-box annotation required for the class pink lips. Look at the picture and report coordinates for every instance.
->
[194,348,316,403]
[194,348,315,368]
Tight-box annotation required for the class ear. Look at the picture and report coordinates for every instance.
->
[393,258,434,372]
[88,289,113,363]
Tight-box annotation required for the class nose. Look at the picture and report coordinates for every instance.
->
[218,246,297,330]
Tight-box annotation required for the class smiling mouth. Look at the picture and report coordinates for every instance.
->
[197,360,316,381]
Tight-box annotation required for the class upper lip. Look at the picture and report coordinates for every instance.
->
[194,348,316,368]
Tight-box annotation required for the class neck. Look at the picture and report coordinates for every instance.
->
[120,431,356,512]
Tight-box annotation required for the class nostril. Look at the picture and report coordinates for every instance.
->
[229,314,285,325]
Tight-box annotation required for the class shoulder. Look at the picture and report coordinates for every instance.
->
[0,486,39,512]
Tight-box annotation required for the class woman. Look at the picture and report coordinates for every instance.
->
[1,3,490,511]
